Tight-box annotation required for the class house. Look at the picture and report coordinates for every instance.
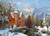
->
[8,8,25,28]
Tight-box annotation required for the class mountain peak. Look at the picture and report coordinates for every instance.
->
[33,8,50,19]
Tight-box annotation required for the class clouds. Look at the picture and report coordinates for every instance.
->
[16,2,34,14]
[22,3,34,14]
[23,8,34,13]
[12,0,50,16]
[17,2,21,5]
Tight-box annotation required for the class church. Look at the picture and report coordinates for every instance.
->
[8,8,25,28]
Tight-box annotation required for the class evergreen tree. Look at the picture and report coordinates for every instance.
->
[40,19,43,27]
[35,16,39,26]
[27,14,32,28]
[31,14,35,27]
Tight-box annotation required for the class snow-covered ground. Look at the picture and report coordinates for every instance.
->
[0,28,27,36]
[41,33,50,36]
[0,26,50,36]
[36,26,50,32]
[35,26,50,36]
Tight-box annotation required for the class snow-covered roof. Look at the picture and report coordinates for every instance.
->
[10,9,18,18]
[10,12,14,18]
[14,8,18,13]
[20,12,23,17]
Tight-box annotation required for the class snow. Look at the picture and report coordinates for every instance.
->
[37,26,47,32]
[0,28,27,36]
[8,32,14,36]
[14,8,18,13]
[5,16,9,21]
[14,33,27,36]
[49,26,50,28]
[37,26,50,36]
[20,12,23,17]
[11,12,14,18]
[0,28,9,33]
[41,33,50,36]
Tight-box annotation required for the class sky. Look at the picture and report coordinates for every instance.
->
[12,0,50,14]
[12,0,50,8]
[0,0,50,17]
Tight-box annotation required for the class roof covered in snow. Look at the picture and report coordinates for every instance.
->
[14,8,18,13]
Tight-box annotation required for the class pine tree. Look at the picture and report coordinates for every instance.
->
[36,16,39,26]
[27,14,32,28]
[31,14,35,27]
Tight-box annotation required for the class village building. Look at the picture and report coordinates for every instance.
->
[19,12,25,27]
[8,8,25,28]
